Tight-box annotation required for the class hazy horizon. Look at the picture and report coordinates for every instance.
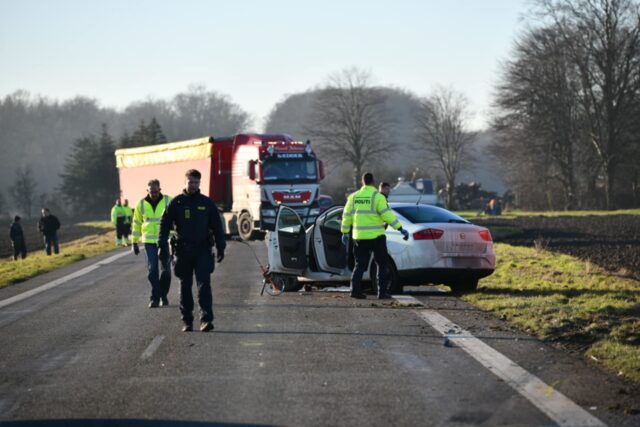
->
[0,0,529,131]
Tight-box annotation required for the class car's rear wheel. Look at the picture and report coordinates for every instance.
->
[370,257,402,295]
[449,278,479,295]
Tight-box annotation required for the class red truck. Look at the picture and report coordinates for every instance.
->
[115,133,325,240]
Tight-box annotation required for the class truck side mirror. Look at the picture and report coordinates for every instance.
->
[318,160,325,180]
[248,160,256,180]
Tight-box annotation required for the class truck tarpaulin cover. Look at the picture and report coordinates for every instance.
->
[115,137,213,169]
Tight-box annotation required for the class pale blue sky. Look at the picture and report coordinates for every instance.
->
[0,0,529,130]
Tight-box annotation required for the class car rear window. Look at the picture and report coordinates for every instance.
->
[393,205,469,224]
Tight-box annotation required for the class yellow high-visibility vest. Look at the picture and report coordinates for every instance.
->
[340,185,401,240]
[110,205,126,224]
[122,205,133,225]
[132,195,171,244]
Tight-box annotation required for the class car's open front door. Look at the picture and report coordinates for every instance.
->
[312,206,348,274]
[267,206,308,276]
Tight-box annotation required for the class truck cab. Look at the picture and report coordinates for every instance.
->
[209,134,325,240]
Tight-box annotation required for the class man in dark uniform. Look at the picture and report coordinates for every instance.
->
[159,169,226,332]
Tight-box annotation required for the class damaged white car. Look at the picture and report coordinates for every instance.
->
[266,203,496,294]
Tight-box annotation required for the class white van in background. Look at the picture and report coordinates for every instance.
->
[387,177,442,206]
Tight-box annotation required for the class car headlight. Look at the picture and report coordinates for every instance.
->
[261,209,276,217]
[309,208,320,216]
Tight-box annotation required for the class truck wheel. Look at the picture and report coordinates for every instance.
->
[238,212,254,241]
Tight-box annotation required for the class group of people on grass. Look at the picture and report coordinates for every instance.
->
[8,208,61,261]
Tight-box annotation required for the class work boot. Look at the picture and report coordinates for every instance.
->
[148,300,159,308]
[161,296,169,306]
[378,293,392,300]
[182,322,193,332]
[350,293,366,299]
[200,321,214,332]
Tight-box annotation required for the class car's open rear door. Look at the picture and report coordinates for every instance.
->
[267,206,307,276]
[312,206,348,274]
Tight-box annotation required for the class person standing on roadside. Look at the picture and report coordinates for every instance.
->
[158,169,225,333]
[38,208,60,255]
[122,199,133,245]
[379,182,391,200]
[341,173,409,299]
[110,199,127,247]
[132,180,172,308]
[9,215,27,260]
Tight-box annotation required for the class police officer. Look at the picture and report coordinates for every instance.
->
[341,172,409,299]
[379,182,391,199]
[132,179,172,308]
[159,169,225,332]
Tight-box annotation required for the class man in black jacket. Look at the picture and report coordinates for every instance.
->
[38,208,61,255]
[159,169,226,333]
[9,215,27,260]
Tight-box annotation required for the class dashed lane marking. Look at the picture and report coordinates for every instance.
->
[403,297,606,427]
[0,250,130,309]
[141,335,165,360]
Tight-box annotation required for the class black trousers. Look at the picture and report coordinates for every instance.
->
[351,235,388,296]
[115,218,126,239]
[174,245,214,324]
[12,241,27,260]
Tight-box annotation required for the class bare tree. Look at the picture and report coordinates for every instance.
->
[538,0,640,209]
[9,165,37,218]
[172,84,252,139]
[492,25,590,210]
[306,68,390,188]
[416,87,476,209]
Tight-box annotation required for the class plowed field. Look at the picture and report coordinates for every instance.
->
[476,215,640,280]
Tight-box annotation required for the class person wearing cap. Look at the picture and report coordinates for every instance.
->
[9,215,27,260]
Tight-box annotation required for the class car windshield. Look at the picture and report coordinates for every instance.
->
[393,205,470,224]
[263,158,317,183]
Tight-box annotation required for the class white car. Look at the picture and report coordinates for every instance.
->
[267,203,496,294]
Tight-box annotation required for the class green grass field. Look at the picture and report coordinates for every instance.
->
[0,221,119,288]
[464,243,640,382]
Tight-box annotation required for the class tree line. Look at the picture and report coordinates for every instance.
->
[0,85,250,217]
[491,0,640,209]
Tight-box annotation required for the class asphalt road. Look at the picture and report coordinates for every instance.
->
[0,241,638,427]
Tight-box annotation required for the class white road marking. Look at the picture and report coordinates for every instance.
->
[392,295,425,306]
[413,305,607,427]
[0,250,130,309]
[141,335,165,360]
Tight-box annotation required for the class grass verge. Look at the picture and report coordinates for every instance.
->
[457,208,640,220]
[1,223,119,289]
[464,243,640,382]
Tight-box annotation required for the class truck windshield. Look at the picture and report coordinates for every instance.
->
[263,159,317,183]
